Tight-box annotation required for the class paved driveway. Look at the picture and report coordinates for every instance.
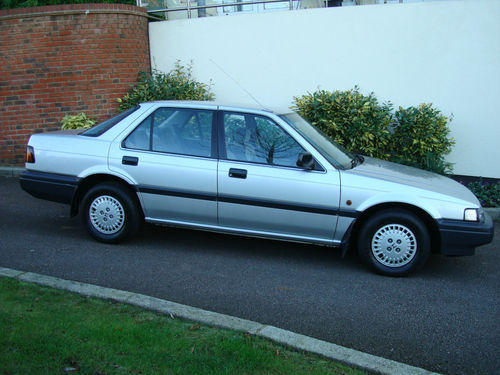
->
[1,176,498,375]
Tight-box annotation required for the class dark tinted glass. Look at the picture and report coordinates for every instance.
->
[82,106,140,137]
[224,112,305,167]
[123,107,214,158]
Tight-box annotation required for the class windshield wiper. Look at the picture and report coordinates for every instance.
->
[351,153,365,168]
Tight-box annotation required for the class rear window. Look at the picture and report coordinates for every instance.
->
[81,106,140,137]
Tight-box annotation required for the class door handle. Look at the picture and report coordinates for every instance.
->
[122,156,139,166]
[228,168,247,179]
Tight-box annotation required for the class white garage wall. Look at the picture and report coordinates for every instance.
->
[149,0,500,178]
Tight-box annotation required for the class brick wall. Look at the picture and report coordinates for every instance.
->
[0,4,151,166]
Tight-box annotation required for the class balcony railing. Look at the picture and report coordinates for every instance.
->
[138,0,445,20]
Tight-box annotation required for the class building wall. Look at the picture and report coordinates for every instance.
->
[150,0,500,178]
[0,4,150,166]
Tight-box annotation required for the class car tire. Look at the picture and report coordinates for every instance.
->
[357,209,430,276]
[81,182,142,243]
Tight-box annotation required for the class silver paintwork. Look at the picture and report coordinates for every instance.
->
[217,160,339,241]
[24,100,483,247]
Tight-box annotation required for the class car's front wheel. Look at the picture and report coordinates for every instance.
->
[81,182,142,243]
[357,209,431,276]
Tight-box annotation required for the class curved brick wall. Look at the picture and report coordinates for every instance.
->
[0,4,150,166]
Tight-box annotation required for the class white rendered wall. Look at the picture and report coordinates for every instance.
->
[149,0,500,178]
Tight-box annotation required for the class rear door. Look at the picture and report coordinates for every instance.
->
[217,111,340,243]
[109,106,218,226]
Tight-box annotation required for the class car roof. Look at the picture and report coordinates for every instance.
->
[143,100,293,116]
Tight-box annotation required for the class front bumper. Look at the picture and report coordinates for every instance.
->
[20,170,80,205]
[437,213,494,256]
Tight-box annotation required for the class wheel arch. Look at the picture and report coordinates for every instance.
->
[349,202,441,254]
[70,174,143,218]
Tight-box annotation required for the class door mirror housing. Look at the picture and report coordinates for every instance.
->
[296,152,315,170]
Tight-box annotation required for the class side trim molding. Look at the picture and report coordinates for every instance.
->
[137,185,217,202]
[137,184,359,218]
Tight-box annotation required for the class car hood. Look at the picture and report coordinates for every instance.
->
[350,157,479,205]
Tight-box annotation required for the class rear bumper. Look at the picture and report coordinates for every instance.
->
[20,170,80,205]
[437,213,494,256]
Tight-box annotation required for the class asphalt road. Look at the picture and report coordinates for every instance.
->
[1,176,499,375]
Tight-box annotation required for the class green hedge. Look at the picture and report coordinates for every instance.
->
[293,87,455,174]
[293,87,393,160]
[1,0,135,9]
[392,104,454,173]
[465,181,500,208]
[117,62,215,111]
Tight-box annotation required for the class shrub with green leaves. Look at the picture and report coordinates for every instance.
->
[117,61,215,111]
[293,88,455,174]
[392,104,454,174]
[465,181,500,208]
[61,113,96,130]
[2,0,135,10]
[293,87,393,159]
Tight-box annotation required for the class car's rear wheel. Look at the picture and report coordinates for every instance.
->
[81,182,142,243]
[357,209,430,276]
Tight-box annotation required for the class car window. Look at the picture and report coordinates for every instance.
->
[123,108,214,158]
[223,112,305,168]
[82,106,140,137]
[123,115,151,150]
[280,112,353,170]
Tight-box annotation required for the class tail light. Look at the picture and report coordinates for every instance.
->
[26,146,35,163]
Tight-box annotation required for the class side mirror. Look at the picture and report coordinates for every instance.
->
[296,152,315,170]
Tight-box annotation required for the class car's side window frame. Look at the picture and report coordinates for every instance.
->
[217,110,324,171]
[121,106,218,159]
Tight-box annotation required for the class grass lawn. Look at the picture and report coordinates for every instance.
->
[0,277,366,375]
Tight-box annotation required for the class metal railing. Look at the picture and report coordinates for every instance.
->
[139,0,316,19]
[139,0,439,20]
[150,0,297,17]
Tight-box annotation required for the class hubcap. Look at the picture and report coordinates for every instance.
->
[371,224,417,267]
[89,195,125,235]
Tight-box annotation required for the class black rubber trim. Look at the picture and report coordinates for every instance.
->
[437,214,494,256]
[19,170,80,205]
[137,185,217,202]
[221,195,359,218]
[137,185,360,217]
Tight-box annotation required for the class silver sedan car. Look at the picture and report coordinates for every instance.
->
[20,101,494,276]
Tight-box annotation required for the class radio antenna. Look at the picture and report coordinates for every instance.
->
[209,58,264,108]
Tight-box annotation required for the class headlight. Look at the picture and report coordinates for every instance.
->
[464,208,484,222]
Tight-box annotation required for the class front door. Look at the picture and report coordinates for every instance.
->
[217,111,340,243]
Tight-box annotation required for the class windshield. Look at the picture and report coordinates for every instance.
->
[280,112,353,169]
[81,106,140,137]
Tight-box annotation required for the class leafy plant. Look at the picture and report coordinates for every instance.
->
[293,88,455,174]
[392,104,454,174]
[465,181,500,208]
[117,61,215,111]
[61,112,96,130]
[1,0,135,10]
[293,87,393,159]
